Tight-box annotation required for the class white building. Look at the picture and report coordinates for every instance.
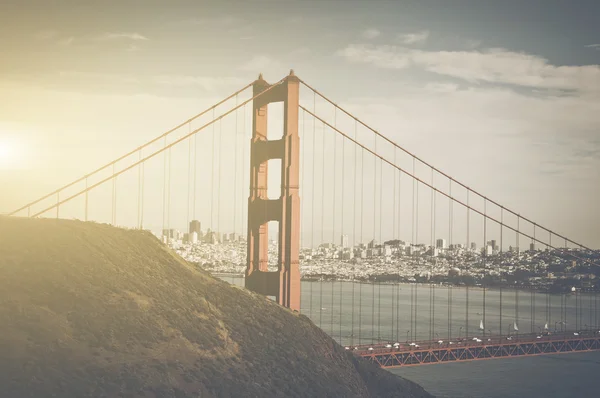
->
[436,239,447,249]
[341,234,349,249]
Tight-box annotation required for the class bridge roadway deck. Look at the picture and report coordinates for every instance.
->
[353,331,600,368]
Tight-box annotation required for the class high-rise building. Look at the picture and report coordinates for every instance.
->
[470,242,477,251]
[189,220,201,236]
[530,243,536,252]
[485,245,493,256]
[436,239,447,249]
[341,234,349,249]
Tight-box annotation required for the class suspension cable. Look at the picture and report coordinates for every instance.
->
[10,83,254,217]
[31,79,285,219]
[297,79,591,253]
[298,106,597,267]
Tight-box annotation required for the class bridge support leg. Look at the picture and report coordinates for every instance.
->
[245,71,301,311]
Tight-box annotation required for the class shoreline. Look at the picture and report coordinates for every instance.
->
[210,272,594,294]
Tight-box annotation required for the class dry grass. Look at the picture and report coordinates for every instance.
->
[0,217,432,398]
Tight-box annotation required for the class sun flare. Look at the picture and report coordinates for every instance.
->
[0,140,20,169]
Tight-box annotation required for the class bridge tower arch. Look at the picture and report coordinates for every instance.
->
[245,71,301,311]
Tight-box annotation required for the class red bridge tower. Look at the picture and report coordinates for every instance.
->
[245,71,301,311]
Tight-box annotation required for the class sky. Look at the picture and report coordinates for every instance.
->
[0,0,599,249]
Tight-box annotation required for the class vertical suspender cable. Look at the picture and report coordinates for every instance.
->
[466,190,470,340]
[301,109,306,313]
[320,121,325,329]
[338,108,344,343]
[193,117,198,222]
[211,109,215,231]
[372,136,377,344]
[532,224,536,333]
[378,156,383,342]
[241,104,247,244]
[234,95,238,238]
[500,207,503,337]
[483,198,487,338]
[217,119,223,242]
[548,232,552,328]
[167,145,172,233]
[430,169,434,341]
[187,124,192,232]
[447,179,452,341]
[397,166,401,342]
[411,157,415,342]
[310,94,316,319]
[85,177,89,222]
[351,119,357,346]
[359,146,364,345]
[138,149,143,229]
[140,156,145,230]
[218,119,222,245]
[112,163,116,225]
[516,216,520,337]
[415,161,419,342]
[331,110,336,337]
[392,148,397,342]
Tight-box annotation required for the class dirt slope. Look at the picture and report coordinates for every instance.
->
[0,217,432,398]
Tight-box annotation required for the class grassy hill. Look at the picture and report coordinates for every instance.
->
[0,217,432,398]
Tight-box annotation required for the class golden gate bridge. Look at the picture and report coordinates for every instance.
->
[8,71,600,368]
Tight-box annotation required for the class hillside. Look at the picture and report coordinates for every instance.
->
[0,217,432,398]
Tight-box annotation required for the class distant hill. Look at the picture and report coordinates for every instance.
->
[0,217,433,398]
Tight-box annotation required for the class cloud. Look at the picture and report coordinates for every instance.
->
[57,36,75,46]
[466,39,482,49]
[153,75,247,91]
[361,28,381,39]
[52,71,246,92]
[336,44,600,93]
[34,30,58,40]
[98,32,149,41]
[585,44,600,51]
[239,55,281,72]
[397,30,429,45]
